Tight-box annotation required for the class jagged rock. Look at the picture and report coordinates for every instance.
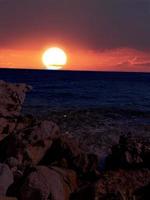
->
[5,157,20,177]
[19,166,77,200]
[105,135,150,169]
[0,163,13,195]
[0,118,17,141]
[0,80,31,140]
[39,134,81,166]
[95,169,150,200]
[6,120,60,166]
[0,80,31,117]
[14,115,37,133]
[40,134,100,180]
[5,157,19,169]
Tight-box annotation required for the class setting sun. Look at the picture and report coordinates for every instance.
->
[42,47,67,70]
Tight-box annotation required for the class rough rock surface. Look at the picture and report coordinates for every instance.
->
[0,80,31,117]
[95,169,150,200]
[106,135,150,169]
[0,80,31,140]
[0,81,149,200]
[39,134,100,180]
[0,163,13,195]
[19,166,77,200]
[5,120,60,166]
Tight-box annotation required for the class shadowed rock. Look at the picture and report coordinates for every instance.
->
[133,183,150,200]
[6,120,60,166]
[0,80,31,117]
[0,197,17,200]
[0,80,31,141]
[95,169,150,200]
[19,166,77,200]
[39,134,100,181]
[106,135,150,169]
[70,185,95,200]
[0,163,13,195]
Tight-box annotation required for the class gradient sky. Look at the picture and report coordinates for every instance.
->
[0,0,150,71]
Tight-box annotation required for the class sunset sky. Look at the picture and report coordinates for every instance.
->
[0,0,150,72]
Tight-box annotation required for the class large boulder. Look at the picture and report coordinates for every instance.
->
[0,163,13,195]
[0,80,31,140]
[40,134,100,181]
[19,166,77,200]
[6,120,60,166]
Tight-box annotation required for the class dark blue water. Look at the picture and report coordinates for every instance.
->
[1,68,150,114]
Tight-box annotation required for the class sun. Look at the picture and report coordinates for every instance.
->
[42,47,67,70]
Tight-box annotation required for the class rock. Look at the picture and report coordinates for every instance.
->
[39,134,81,167]
[19,166,77,200]
[5,157,20,176]
[105,135,150,169]
[0,163,13,195]
[0,80,31,118]
[70,185,95,200]
[40,134,100,180]
[5,157,19,169]
[0,197,17,200]
[0,118,17,141]
[0,136,10,162]
[133,183,150,200]
[0,80,31,140]
[95,169,150,200]
[6,120,60,166]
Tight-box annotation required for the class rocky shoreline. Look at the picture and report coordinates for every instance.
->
[0,80,150,200]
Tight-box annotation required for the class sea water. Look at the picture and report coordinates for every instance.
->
[1,68,150,115]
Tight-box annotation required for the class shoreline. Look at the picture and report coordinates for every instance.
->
[22,107,150,157]
[22,106,150,118]
[0,80,150,199]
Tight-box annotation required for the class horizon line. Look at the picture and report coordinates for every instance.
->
[0,67,150,74]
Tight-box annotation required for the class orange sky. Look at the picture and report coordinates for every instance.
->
[0,46,150,72]
[0,0,150,73]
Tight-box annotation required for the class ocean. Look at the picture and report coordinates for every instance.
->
[1,68,150,116]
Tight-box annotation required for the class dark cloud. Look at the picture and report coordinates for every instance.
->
[0,0,150,50]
